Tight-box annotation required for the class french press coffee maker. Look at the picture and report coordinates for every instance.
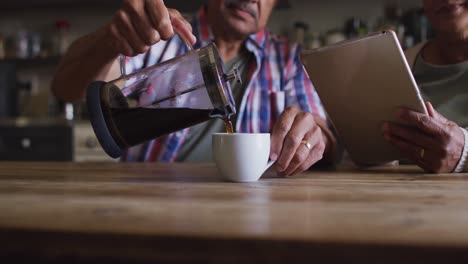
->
[87,32,239,158]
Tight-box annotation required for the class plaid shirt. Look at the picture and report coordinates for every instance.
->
[122,7,326,162]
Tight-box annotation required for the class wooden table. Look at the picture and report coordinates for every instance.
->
[1,162,468,263]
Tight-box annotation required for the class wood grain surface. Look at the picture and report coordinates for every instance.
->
[1,162,468,263]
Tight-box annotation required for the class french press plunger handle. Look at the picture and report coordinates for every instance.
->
[118,29,194,77]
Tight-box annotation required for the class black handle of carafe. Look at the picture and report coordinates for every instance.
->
[86,81,123,158]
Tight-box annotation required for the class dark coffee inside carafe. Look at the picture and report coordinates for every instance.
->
[106,107,212,147]
[87,42,238,159]
[101,84,231,148]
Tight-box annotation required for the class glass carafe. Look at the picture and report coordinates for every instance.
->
[87,32,239,158]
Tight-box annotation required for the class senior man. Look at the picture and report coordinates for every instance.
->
[52,0,337,176]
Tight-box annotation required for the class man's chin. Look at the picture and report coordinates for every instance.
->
[224,22,259,38]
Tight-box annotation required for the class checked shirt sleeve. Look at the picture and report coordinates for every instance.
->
[283,44,326,121]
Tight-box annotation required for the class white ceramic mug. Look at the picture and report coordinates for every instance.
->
[212,133,274,182]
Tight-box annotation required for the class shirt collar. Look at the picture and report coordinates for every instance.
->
[192,6,267,54]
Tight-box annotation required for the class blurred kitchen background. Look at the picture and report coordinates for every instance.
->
[0,0,430,162]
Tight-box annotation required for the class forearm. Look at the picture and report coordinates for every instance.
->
[51,26,119,102]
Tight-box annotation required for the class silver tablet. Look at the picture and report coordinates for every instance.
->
[302,31,427,165]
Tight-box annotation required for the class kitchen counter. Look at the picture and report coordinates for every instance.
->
[1,162,468,263]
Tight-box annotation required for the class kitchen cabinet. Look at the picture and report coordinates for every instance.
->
[0,0,291,12]
[73,121,117,162]
[0,119,118,162]
[0,0,193,11]
[0,57,61,68]
[0,119,72,161]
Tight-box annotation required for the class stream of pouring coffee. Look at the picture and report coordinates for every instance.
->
[224,118,234,134]
[222,0,255,133]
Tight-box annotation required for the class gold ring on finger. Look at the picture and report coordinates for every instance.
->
[301,140,312,150]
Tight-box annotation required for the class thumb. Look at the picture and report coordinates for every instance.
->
[425,101,447,122]
[425,101,436,118]
[170,15,196,45]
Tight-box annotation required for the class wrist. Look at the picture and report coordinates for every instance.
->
[87,25,120,62]
[313,116,337,163]
[51,26,120,102]
[453,127,468,173]
[63,26,119,69]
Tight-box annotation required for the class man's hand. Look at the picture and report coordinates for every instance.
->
[104,0,196,57]
[270,107,330,176]
[382,102,464,173]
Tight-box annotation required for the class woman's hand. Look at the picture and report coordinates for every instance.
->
[382,102,464,173]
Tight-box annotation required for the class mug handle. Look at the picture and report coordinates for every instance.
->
[118,29,194,77]
[265,160,275,170]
